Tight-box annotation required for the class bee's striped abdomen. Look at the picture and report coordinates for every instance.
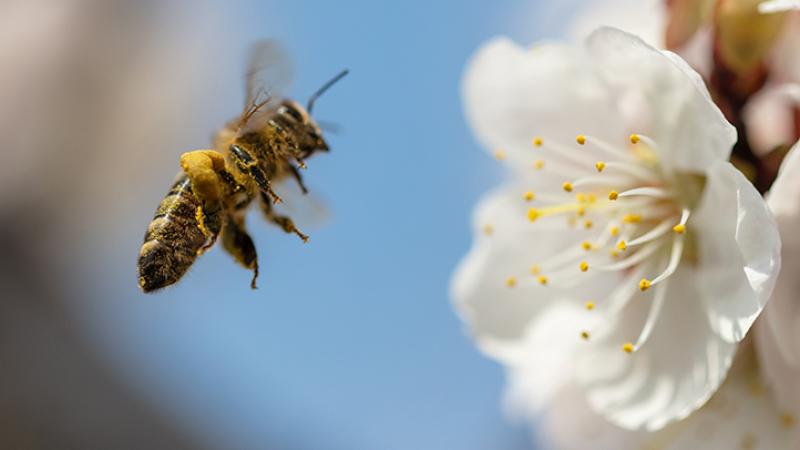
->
[137,174,221,292]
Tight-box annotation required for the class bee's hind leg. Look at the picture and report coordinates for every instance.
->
[221,216,260,289]
[259,192,309,243]
[179,149,227,202]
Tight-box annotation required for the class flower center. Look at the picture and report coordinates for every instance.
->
[501,133,703,354]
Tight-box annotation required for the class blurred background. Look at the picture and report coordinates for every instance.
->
[0,0,586,448]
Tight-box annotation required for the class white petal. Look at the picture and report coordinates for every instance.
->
[743,84,800,156]
[665,347,795,450]
[462,37,625,168]
[761,141,800,368]
[576,268,736,431]
[759,0,800,13]
[451,184,620,361]
[586,27,737,173]
[567,0,666,48]
[694,161,782,343]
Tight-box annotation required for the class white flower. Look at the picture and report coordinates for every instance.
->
[453,27,781,431]
[759,0,800,13]
[518,343,794,450]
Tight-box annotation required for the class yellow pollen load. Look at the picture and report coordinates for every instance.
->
[639,278,651,291]
[595,161,606,172]
[673,224,686,234]
[580,330,590,340]
[581,241,592,251]
[623,213,642,224]
[616,240,627,251]
[533,137,543,147]
[583,219,593,229]
[537,275,548,285]
[562,182,574,192]
[523,191,535,202]
[530,264,541,275]
[630,134,640,144]
[527,208,540,222]
[506,276,517,288]
[534,159,545,170]
[576,134,586,145]
[608,190,618,201]
[622,342,634,353]
[579,261,589,272]
[494,149,506,160]
[585,301,595,310]
[610,226,620,236]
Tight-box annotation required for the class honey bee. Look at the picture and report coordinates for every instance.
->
[138,41,347,293]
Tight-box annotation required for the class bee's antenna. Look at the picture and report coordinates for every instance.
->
[307,69,349,114]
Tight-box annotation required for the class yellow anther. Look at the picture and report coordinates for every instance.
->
[577,206,586,217]
[494,149,506,160]
[610,250,620,258]
[530,264,541,275]
[610,226,620,236]
[483,224,493,235]
[532,137,543,147]
[595,161,606,172]
[639,278,651,291]
[562,182,574,192]
[673,224,686,234]
[616,240,627,251]
[537,275,548,285]
[533,159,545,170]
[576,193,587,203]
[623,213,642,224]
[506,276,517,288]
[576,134,586,145]
[567,216,578,227]
[622,342,634,353]
[580,330,590,340]
[581,241,592,251]
[579,261,589,272]
[585,301,595,310]
[527,208,540,222]
[630,133,640,144]
[608,190,619,201]
[523,191,535,202]
[587,193,597,203]
[583,219,593,229]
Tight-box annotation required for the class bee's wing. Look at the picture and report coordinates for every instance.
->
[243,40,294,116]
[271,179,331,230]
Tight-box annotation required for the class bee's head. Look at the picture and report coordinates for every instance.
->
[278,99,329,155]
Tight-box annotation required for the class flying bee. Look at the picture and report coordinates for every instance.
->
[138,41,347,293]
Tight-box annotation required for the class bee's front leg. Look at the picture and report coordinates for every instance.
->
[229,144,283,204]
[259,192,309,243]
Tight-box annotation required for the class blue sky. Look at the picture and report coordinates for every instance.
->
[73,1,584,448]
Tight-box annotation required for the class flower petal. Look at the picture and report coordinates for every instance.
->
[586,27,737,173]
[451,184,620,361]
[462,37,624,169]
[576,268,736,431]
[694,161,782,343]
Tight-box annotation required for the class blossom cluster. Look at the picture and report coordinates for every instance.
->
[453,1,800,448]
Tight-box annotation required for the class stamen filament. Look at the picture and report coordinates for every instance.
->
[617,187,672,199]
[633,278,668,351]
[648,235,685,286]
[626,219,675,247]
[582,135,637,162]
[595,241,662,272]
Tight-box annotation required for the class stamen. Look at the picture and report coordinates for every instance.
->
[537,275,548,285]
[608,191,618,200]
[601,161,658,180]
[494,149,506,160]
[629,134,640,144]
[616,240,627,251]
[523,191,535,202]
[622,342,634,353]
[581,241,592,251]
[626,219,675,247]
[674,208,690,234]
[617,187,671,200]
[505,276,517,287]
[530,264,541,275]
[581,134,638,161]
[562,182,573,192]
[633,279,668,351]
[532,137,543,147]
[579,261,589,272]
[576,134,587,145]
[581,330,590,340]
[585,301,595,310]
[595,161,606,172]
[647,234,685,287]
[533,159,545,170]
[595,241,662,272]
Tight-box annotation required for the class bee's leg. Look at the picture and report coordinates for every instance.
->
[272,123,307,169]
[288,164,309,194]
[195,200,225,253]
[259,192,309,242]
[179,149,227,202]
[221,216,260,289]
[229,144,283,204]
